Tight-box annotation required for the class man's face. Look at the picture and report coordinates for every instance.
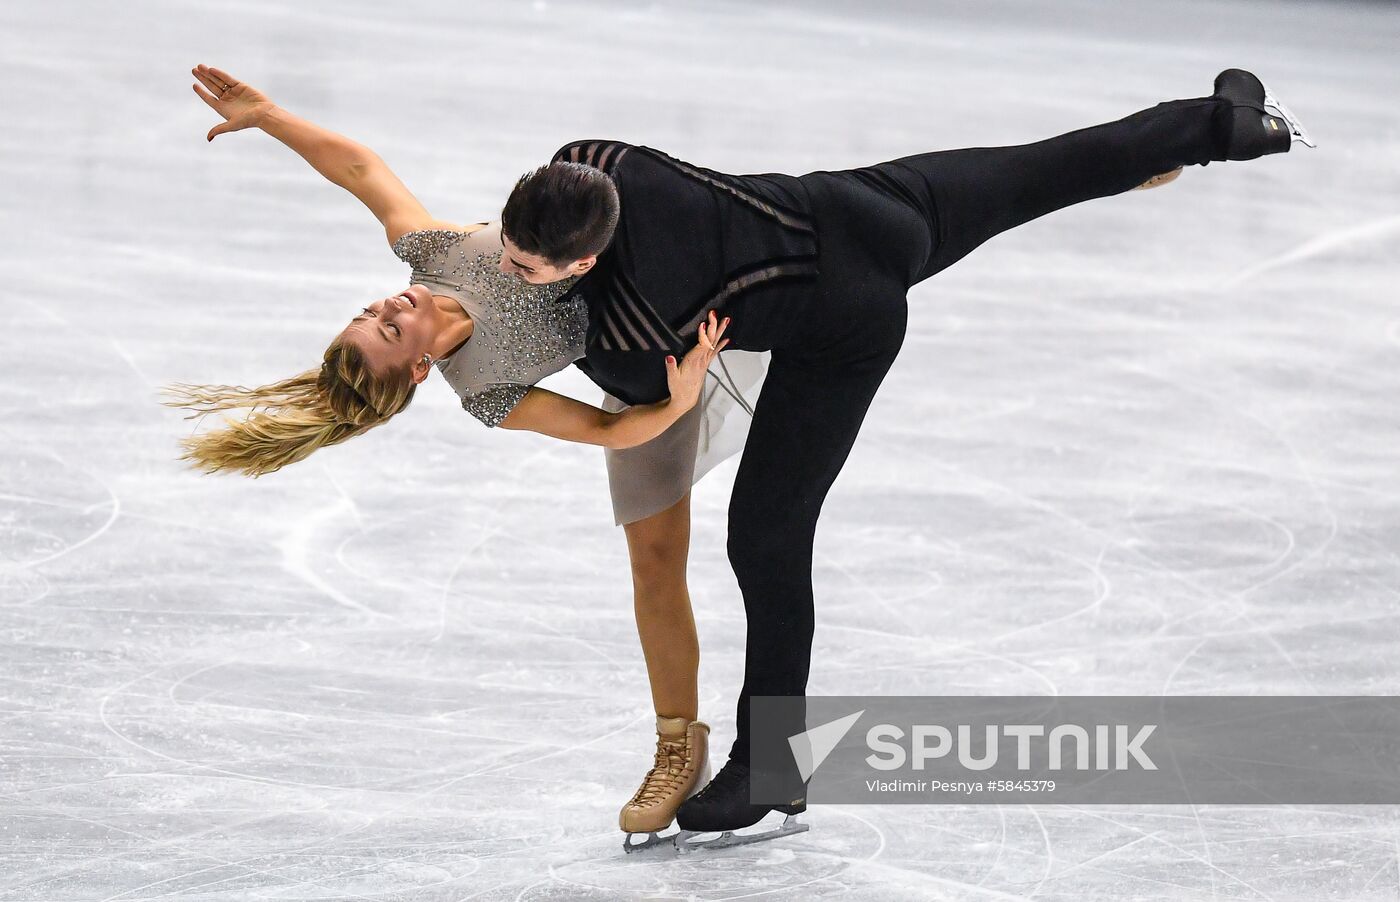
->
[498,232,596,285]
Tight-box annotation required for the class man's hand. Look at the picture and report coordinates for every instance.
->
[191,64,275,142]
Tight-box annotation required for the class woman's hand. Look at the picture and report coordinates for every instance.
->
[191,64,276,142]
[665,310,731,410]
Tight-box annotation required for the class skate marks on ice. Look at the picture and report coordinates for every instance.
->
[1219,213,1400,292]
[0,445,120,581]
[558,806,1396,901]
[6,0,1400,897]
[546,810,876,900]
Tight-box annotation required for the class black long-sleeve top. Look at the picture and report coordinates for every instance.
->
[547,140,820,406]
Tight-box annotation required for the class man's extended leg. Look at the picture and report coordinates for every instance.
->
[837,69,1311,294]
[861,95,1232,285]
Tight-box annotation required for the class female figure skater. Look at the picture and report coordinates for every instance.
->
[164,65,748,851]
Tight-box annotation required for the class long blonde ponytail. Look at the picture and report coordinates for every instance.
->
[160,333,417,478]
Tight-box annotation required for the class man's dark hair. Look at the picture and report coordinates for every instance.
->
[501,162,620,266]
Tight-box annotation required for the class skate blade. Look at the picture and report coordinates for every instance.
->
[622,830,680,854]
[673,814,809,854]
[1262,83,1317,148]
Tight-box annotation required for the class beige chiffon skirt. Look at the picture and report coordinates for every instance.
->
[601,349,770,526]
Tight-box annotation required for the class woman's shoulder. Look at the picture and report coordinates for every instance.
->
[390,220,494,269]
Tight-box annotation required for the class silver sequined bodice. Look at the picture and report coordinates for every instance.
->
[391,223,586,427]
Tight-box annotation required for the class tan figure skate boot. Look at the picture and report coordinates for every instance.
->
[1133,165,1184,190]
[620,715,711,852]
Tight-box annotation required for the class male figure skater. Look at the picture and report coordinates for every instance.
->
[494,69,1314,848]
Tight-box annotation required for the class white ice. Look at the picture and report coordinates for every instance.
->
[2,0,1399,899]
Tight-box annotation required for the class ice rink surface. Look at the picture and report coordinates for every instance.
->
[3,0,1399,898]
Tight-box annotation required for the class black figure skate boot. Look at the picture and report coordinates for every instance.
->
[672,759,809,852]
[1212,68,1317,160]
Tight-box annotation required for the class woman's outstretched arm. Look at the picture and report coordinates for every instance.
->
[191,63,456,244]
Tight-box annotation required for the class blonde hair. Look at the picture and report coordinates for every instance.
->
[159,333,417,478]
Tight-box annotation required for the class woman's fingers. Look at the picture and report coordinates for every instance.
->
[191,82,223,111]
[193,64,235,93]
[705,310,731,342]
[192,65,225,94]
[705,315,728,350]
[694,311,733,359]
[206,65,239,89]
[192,80,234,139]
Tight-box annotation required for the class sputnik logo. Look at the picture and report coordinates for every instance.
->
[787,710,864,781]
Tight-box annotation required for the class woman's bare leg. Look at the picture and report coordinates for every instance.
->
[622,490,699,720]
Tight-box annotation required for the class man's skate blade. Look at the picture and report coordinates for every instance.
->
[622,830,680,854]
[673,815,809,853]
[1262,83,1317,148]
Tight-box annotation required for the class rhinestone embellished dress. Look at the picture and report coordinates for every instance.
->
[391,222,586,428]
[392,221,771,527]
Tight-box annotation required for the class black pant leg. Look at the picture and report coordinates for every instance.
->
[850,96,1229,286]
[724,295,906,764]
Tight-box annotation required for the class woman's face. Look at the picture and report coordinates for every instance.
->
[343,283,438,380]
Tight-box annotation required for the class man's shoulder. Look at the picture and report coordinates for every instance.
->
[551,139,633,174]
